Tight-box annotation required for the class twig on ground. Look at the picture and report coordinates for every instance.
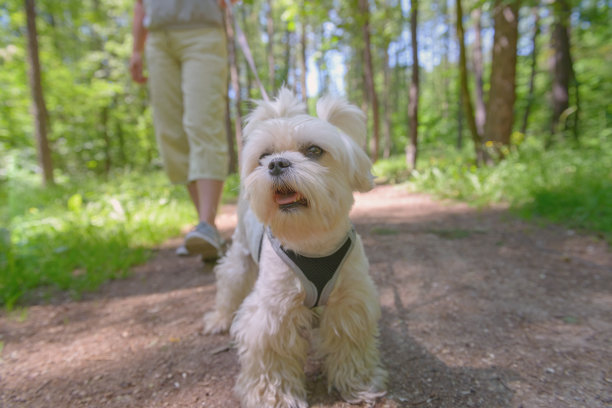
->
[209,342,233,355]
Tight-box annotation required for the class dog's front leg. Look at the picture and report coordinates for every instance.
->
[204,239,257,334]
[231,290,312,408]
[319,276,387,404]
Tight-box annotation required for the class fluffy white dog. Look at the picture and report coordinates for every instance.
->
[203,89,386,408]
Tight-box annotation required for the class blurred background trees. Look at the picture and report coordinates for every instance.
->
[2,0,610,180]
[2,0,155,181]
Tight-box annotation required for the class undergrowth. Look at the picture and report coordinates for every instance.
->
[373,135,612,243]
[0,170,240,308]
[3,133,610,308]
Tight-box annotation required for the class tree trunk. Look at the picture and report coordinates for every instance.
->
[299,9,307,102]
[406,0,419,172]
[382,44,392,159]
[359,0,380,162]
[224,5,242,170]
[290,32,298,95]
[281,25,291,87]
[101,105,111,176]
[224,88,237,174]
[520,6,540,135]
[484,0,520,153]
[265,0,275,94]
[441,0,450,119]
[315,27,330,98]
[25,0,54,185]
[472,7,486,137]
[115,117,126,167]
[550,0,574,139]
[455,0,484,164]
[240,7,252,101]
[392,44,403,126]
[457,87,464,149]
[112,95,126,167]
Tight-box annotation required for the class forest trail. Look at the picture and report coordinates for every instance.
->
[1,185,611,408]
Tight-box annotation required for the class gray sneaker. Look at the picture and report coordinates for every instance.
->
[175,244,191,257]
[185,222,223,261]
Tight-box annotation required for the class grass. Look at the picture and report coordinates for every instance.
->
[3,133,610,308]
[373,134,612,243]
[0,169,240,309]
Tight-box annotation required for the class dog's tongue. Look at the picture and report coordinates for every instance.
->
[274,191,299,205]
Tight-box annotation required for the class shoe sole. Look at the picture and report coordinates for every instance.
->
[175,245,191,257]
[185,235,219,261]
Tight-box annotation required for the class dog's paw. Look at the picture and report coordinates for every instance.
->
[202,311,232,335]
[337,366,387,404]
[240,390,308,408]
[340,387,386,405]
[237,371,309,408]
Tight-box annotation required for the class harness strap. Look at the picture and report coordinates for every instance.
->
[266,228,356,308]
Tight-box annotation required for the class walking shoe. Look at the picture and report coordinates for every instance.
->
[175,244,190,256]
[185,221,223,261]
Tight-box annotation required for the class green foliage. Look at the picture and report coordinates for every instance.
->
[372,155,411,183]
[515,140,612,238]
[1,0,156,177]
[374,136,612,243]
[0,169,240,308]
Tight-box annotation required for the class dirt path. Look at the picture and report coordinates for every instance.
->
[1,185,611,408]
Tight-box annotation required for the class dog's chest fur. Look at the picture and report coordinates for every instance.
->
[245,208,354,308]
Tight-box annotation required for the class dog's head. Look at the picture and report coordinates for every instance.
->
[240,88,373,236]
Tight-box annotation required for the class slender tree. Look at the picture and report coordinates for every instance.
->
[456,0,485,164]
[520,5,540,135]
[224,86,237,173]
[290,31,298,94]
[382,44,392,159]
[550,0,575,141]
[406,0,419,171]
[471,7,486,137]
[224,4,242,168]
[358,0,380,161]
[457,87,464,149]
[441,0,451,120]
[484,0,520,153]
[101,105,111,175]
[314,25,330,97]
[240,7,253,100]
[265,0,276,94]
[381,0,401,159]
[299,1,308,102]
[25,0,54,185]
[280,24,291,86]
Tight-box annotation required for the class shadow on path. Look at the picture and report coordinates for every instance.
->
[2,186,611,407]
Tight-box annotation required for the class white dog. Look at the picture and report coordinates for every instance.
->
[203,89,386,408]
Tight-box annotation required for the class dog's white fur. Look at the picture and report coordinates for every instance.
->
[203,89,386,408]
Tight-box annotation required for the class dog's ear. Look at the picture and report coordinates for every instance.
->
[317,96,373,192]
[316,96,367,146]
[346,140,374,192]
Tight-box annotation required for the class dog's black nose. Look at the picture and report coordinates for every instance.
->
[268,158,291,176]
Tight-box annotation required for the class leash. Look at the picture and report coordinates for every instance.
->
[224,0,270,102]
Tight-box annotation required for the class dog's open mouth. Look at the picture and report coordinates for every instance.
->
[274,187,308,210]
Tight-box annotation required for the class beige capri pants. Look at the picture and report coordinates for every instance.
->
[146,26,228,183]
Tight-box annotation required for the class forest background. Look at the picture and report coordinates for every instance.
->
[0,0,610,308]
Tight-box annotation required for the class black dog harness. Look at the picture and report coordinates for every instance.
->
[253,227,356,308]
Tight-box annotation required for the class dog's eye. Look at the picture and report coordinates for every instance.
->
[305,145,324,158]
[258,152,271,163]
